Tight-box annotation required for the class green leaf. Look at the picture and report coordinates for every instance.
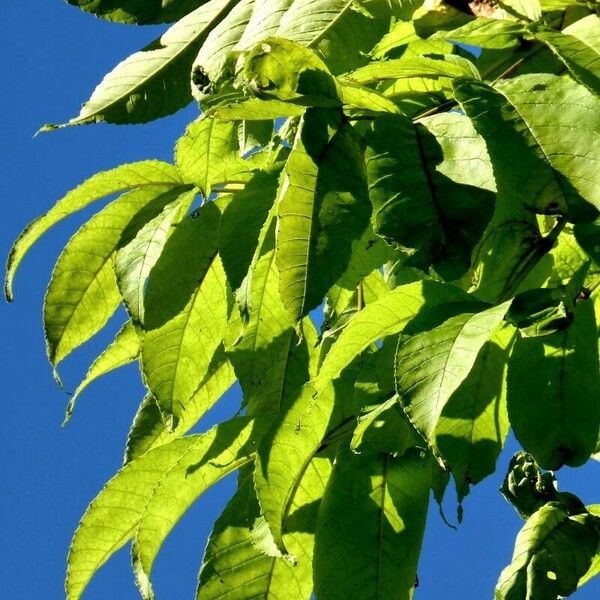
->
[5,160,181,301]
[441,17,527,49]
[501,0,542,21]
[218,170,280,292]
[115,188,195,324]
[44,185,178,371]
[350,396,412,454]
[66,417,267,600]
[197,456,331,599]
[192,0,389,101]
[65,321,141,424]
[435,326,515,503]
[175,118,254,195]
[579,505,600,588]
[253,382,334,553]
[131,416,271,597]
[227,245,319,415]
[313,446,431,600]
[124,347,235,463]
[342,54,481,86]
[316,280,477,390]
[50,1,237,126]
[238,119,274,154]
[66,0,213,24]
[365,112,495,279]
[192,0,256,98]
[142,202,229,427]
[533,15,600,95]
[507,299,600,469]
[240,37,340,103]
[396,302,512,443]
[496,503,600,600]
[453,75,600,223]
[275,108,370,323]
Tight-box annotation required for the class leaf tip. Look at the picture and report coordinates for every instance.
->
[36,123,61,136]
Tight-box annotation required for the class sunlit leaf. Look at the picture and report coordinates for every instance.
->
[67,417,269,600]
[65,321,141,424]
[6,160,181,301]
[50,1,237,126]
[396,301,511,443]
[275,108,370,323]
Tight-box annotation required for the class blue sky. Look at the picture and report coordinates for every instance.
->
[1,3,599,600]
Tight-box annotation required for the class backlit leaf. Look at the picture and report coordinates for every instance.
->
[6,160,181,301]
[65,321,141,424]
[44,186,178,370]
[66,417,267,600]
[275,108,370,323]
[142,202,229,427]
[396,302,511,443]
[124,347,235,463]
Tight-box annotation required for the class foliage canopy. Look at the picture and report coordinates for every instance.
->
[8,0,600,598]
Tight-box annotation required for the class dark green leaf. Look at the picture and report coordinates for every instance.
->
[314,446,431,600]
[507,299,600,469]
[365,112,495,279]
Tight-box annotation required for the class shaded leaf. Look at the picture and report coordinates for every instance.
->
[254,382,335,553]
[454,75,600,223]
[142,202,229,427]
[365,112,495,279]
[533,15,600,95]
[496,503,600,600]
[218,169,280,292]
[435,326,515,503]
[313,446,431,600]
[316,280,478,390]
[507,299,600,469]
[124,347,235,463]
[131,416,271,596]
[115,188,195,324]
[197,455,331,599]
[66,0,212,24]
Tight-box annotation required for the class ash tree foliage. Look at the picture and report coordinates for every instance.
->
[8,0,600,598]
